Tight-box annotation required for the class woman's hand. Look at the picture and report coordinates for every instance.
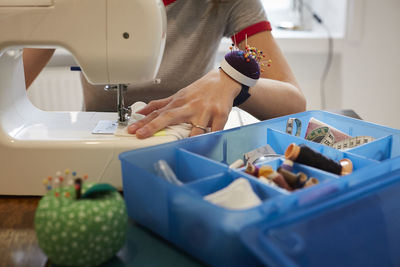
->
[128,68,241,139]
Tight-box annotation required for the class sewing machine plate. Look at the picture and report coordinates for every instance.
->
[92,120,119,134]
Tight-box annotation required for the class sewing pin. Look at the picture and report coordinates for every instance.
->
[43,178,50,192]
[74,178,82,200]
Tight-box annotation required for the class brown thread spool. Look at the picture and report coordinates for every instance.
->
[304,177,319,188]
[277,167,308,189]
[297,172,308,188]
[277,167,298,188]
[285,143,353,175]
[245,162,259,177]
[267,171,293,191]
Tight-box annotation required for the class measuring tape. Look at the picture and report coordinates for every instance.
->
[286,118,375,150]
[305,126,336,146]
[286,118,302,137]
[332,136,375,150]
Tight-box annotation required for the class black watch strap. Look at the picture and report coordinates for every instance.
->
[233,84,250,106]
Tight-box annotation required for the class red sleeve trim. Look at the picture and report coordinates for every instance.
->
[163,0,176,6]
[231,21,272,44]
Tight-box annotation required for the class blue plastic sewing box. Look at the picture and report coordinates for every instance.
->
[119,110,400,267]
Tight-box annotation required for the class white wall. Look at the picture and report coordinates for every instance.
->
[277,0,400,128]
[341,0,400,128]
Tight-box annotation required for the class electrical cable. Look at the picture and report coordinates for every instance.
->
[303,3,333,110]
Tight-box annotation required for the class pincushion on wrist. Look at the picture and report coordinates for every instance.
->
[220,46,269,106]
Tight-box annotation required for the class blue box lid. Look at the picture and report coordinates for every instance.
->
[240,157,400,267]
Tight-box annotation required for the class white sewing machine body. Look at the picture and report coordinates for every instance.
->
[0,0,172,195]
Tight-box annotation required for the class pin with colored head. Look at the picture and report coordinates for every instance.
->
[74,178,82,200]
[221,34,271,88]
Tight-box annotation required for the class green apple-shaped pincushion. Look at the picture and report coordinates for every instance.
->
[34,180,128,267]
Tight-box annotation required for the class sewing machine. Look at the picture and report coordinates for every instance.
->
[0,0,259,195]
[0,0,170,195]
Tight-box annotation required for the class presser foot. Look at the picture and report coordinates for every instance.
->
[92,84,131,134]
[104,83,132,124]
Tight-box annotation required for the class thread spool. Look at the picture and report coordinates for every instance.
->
[277,167,298,188]
[280,159,294,172]
[285,143,353,175]
[267,171,293,191]
[258,165,274,178]
[304,177,319,188]
[277,167,308,189]
[229,159,244,169]
[297,172,308,188]
[245,162,259,176]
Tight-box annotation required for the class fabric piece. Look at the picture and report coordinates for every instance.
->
[83,0,269,111]
[204,178,262,210]
[114,101,191,140]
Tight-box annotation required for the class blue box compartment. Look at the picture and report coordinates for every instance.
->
[261,110,400,161]
[119,110,400,266]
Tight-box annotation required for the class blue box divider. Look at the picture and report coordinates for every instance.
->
[346,135,392,161]
[119,110,400,266]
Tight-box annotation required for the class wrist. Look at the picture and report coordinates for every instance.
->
[217,68,242,98]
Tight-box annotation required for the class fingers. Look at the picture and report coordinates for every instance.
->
[128,109,161,134]
[131,107,189,139]
[136,97,172,115]
[190,113,211,137]
[128,105,228,139]
[211,113,228,132]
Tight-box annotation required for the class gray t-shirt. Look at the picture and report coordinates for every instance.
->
[83,0,268,111]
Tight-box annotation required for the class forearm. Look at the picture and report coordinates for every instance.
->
[240,78,306,120]
[234,31,306,120]
[23,48,55,89]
